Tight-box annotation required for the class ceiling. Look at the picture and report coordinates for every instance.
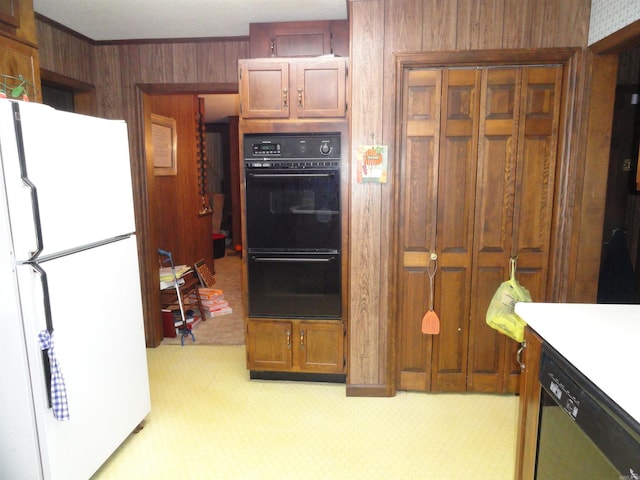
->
[32,0,348,41]
[33,0,348,123]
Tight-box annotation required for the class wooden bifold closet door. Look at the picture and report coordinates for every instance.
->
[396,64,562,394]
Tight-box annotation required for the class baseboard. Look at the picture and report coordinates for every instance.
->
[346,384,393,397]
[250,370,346,383]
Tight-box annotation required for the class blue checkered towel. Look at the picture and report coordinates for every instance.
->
[38,330,70,421]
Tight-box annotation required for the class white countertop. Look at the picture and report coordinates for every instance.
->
[514,302,640,424]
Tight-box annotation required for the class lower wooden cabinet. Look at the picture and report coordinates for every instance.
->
[247,319,345,374]
[515,326,543,480]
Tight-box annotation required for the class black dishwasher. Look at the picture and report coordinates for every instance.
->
[535,344,640,479]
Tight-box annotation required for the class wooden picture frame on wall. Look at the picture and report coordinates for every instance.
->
[151,113,177,176]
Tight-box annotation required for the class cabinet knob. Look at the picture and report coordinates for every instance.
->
[286,329,291,349]
[300,330,305,350]
[298,88,303,108]
[282,88,288,109]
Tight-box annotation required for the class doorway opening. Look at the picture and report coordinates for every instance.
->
[42,83,75,112]
[598,46,640,304]
[200,93,241,249]
[39,70,96,116]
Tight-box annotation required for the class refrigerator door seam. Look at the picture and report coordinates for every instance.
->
[21,233,134,264]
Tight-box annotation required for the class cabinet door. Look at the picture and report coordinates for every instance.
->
[239,61,290,119]
[249,21,348,59]
[0,36,40,102]
[295,321,345,373]
[246,320,292,371]
[0,0,20,31]
[295,59,347,118]
[270,24,331,58]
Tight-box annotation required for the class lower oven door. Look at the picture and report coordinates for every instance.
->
[248,251,341,319]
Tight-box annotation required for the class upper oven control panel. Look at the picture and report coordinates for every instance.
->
[244,133,341,161]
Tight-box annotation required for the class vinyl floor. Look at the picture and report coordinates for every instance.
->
[91,345,518,479]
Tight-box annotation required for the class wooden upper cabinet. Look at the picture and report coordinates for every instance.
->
[0,0,40,102]
[238,60,290,118]
[0,0,37,45]
[249,20,349,58]
[0,36,40,100]
[271,23,331,58]
[295,59,346,118]
[0,0,20,31]
[239,57,347,120]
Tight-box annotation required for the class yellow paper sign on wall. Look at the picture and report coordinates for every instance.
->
[357,145,388,184]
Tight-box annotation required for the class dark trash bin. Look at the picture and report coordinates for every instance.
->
[213,233,226,259]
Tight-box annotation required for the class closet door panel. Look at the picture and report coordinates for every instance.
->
[475,68,520,253]
[398,136,434,390]
[397,69,441,392]
[395,62,562,394]
[468,68,519,393]
[431,265,469,391]
[404,137,437,248]
[431,68,479,392]
[513,66,562,303]
[398,268,430,391]
[468,265,508,392]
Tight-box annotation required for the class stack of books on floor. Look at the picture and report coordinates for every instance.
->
[161,307,200,338]
[186,288,233,318]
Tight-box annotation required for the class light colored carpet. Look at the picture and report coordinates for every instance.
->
[91,345,518,479]
[162,252,245,346]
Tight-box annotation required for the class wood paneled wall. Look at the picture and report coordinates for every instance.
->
[36,17,249,346]
[37,17,93,84]
[346,0,596,395]
[36,3,613,388]
[145,94,212,274]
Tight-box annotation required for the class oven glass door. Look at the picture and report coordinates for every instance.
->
[245,169,340,250]
[248,252,341,319]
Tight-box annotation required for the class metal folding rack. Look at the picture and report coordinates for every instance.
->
[158,249,195,346]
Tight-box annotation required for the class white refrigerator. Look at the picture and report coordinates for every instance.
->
[0,99,151,479]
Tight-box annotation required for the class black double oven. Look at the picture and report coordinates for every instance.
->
[243,133,341,319]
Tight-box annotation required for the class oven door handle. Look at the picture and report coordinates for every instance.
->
[248,173,335,178]
[252,256,335,263]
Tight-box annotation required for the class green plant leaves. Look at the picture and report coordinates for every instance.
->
[11,85,25,98]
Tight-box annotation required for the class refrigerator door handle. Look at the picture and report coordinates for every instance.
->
[30,262,54,408]
[12,102,43,261]
[30,262,54,333]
